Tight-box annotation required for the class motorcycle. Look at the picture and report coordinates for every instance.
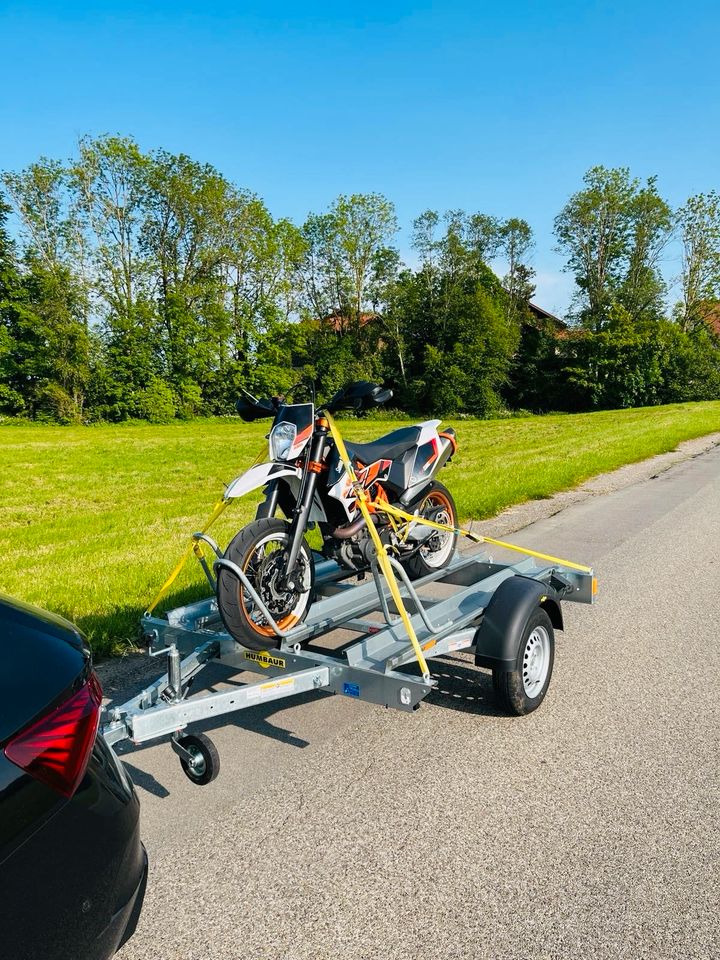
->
[217,380,459,650]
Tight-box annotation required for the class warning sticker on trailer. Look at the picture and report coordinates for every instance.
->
[447,636,472,652]
[244,650,286,670]
[246,677,296,701]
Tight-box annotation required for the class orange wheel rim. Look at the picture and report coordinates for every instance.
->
[424,489,453,516]
[239,543,303,637]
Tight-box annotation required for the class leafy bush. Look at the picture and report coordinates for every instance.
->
[175,381,203,420]
[136,378,177,423]
[34,383,83,424]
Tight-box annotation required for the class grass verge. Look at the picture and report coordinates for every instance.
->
[2,401,719,656]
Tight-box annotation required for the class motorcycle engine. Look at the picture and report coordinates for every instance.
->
[324,519,407,572]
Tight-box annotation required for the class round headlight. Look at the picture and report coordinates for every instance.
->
[269,421,297,460]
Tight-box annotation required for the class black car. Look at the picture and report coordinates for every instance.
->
[0,594,147,960]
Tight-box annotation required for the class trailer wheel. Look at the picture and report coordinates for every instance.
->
[492,607,554,716]
[177,733,220,785]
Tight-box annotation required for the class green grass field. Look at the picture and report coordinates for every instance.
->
[3,401,720,657]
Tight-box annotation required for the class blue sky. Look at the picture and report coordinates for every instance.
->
[1,0,718,314]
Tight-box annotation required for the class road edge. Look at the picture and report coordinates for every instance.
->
[467,430,720,539]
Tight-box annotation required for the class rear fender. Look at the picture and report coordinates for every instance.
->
[408,426,456,486]
[427,435,455,480]
[224,462,302,500]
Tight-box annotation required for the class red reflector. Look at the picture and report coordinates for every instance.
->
[5,672,103,798]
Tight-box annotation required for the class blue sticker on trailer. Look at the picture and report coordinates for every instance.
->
[343,682,360,698]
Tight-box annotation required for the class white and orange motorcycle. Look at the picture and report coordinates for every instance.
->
[217,380,458,649]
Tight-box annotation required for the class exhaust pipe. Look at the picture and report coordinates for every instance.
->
[332,516,369,539]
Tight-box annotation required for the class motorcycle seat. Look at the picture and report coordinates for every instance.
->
[344,426,421,464]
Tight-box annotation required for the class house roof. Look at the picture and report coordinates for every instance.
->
[527,302,567,328]
[700,301,720,335]
[322,303,567,332]
[325,312,378,332]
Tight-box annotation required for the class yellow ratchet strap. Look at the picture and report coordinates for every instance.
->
[376,502,591,573]
[145,438,268,617]
[145,498,229,616]
[324,412,431,680]
[378,501,482,542]
[478,537,593,573]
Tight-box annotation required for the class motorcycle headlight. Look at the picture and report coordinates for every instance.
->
[269,421,297,461]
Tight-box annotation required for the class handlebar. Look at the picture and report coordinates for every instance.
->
[236,380,392,422]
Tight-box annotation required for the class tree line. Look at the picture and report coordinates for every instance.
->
[1,136,720,422]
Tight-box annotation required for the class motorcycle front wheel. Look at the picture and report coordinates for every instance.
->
[216,518,314,650]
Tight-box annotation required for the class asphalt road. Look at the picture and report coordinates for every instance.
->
[116,446,720,960]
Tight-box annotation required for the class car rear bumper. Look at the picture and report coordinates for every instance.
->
[95,843,148,957]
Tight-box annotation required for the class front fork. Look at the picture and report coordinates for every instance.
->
[255,480,280,519]
[280,420,329,588]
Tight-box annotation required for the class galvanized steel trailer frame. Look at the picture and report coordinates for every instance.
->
[101,541,594,780]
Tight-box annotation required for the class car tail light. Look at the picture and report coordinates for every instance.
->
[5,672,103,798]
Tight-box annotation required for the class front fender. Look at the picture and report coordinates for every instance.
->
[224,462,302,499]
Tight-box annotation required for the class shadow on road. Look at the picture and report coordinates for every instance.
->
[405,655,509,718]
[121,761,171,799]
[114,689,320,798]
[112,655,508,798]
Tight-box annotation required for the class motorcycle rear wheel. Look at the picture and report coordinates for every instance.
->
[216,518,314,650]
[402,481,458,580]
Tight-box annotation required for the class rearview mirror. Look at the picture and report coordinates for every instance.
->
[327,381,392,413]
[371,388,393,406]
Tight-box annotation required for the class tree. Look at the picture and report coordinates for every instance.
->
[300,193,398,331]
[619,177,672,323]
[71,136,152,323]
[466,212,503,263]
[554,166,671,331]
[385,218,519,415]
[223,201,305,355]
[504,319,564,413]
[21,264,91,420]
[70,136,175,418]
[1,163,91,419]
[499,217,535,323]
[675,191,720,331]
[1,159,88,276]
[409,209,526,325]
[296,194,398,397]
[0,193,25,414]
[140,150,235,392]
[656,321,720,401]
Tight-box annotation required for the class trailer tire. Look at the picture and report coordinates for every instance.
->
[492,607,554,716]
[178,733,220,785]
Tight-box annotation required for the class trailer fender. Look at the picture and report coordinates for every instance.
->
[474,575,562,670]
[540,595,563,632]
[224,462,302,499]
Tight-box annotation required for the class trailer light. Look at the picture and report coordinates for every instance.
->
[400,687,412,706]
